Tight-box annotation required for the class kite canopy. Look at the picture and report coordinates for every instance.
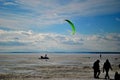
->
[65,19,76,35]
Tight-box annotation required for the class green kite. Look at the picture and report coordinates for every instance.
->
[65,19,76,35]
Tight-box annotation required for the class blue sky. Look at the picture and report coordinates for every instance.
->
[0,0,120,52]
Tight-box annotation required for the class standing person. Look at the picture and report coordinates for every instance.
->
[100,54,102,59]
[45,54,47,58]
[103,59,112,79]
[93,59,100,78]
[114,71,120,80]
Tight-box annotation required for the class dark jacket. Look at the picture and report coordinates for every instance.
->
[93,60,100,71]
[103,60,112,72]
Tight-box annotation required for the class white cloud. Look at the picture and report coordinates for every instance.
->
[18,0,120,15]
[3,2,17,6]
[0,30,120,52]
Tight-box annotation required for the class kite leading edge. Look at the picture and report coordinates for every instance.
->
[65,19,76,35]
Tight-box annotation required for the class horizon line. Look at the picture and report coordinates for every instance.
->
[0,51,120,54]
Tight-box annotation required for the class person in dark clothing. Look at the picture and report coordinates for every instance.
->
[100,54,102,59]
[45,54,47,58]
[103,59,112,79]
[93,59,100,78]
[114,71,120,80]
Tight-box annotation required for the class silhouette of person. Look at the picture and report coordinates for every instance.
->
[114,71,120,80]
[103,59,112,79]
[93,59,100,78]
[100,54,102,59]
[41,56,43,59]
[45,54,47,58]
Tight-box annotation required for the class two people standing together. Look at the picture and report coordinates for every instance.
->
[93,59,112,79]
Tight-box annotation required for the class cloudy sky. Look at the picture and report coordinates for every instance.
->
[0,0,120,52]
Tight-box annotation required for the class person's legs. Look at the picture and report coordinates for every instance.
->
[94,70,97,78]
[96,70,100,78]
[105,70,110,79]
[105,71,107,79]
[107,71,110,79]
